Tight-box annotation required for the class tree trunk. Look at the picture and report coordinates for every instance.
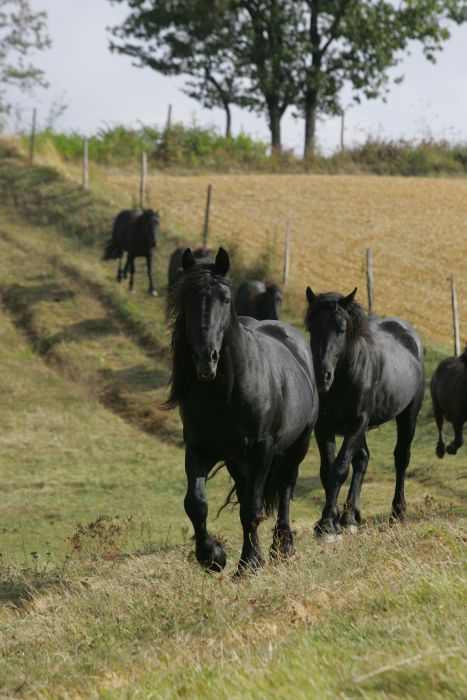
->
[224,102,232,138]
[304,91,318,159]
[268,100,282,153]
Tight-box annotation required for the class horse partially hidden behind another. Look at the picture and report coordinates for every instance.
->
[235,280,283,320]
[305,287,425,538]
[431,347,467,458]
[167,246,211,289]
[102,209,160,296]
[164,247,319,573]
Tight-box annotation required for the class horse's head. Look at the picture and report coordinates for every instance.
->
[182,247,231,382]
[143,209,160,246]
[264,284,283,320]
[305,286,357,393]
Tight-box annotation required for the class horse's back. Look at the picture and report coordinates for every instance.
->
[235,281,266,317]
[113,209,141,248]
[241,317,314,381]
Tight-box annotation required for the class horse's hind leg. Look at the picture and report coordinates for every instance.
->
[146,253,158,296]
[238,438,274,573]
[340,436,369,532]
[392,396,422,521]
[271,428,312,559]
[446,420,464,455]
[184,443,226,571]
[432,393,446,458]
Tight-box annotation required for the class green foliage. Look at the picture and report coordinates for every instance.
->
[322,138,467,176]
[0,0,51,121]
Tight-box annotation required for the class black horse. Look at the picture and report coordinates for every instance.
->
[167,246,211,289]
[305,287,424,538]
[431,347,467,458]
[102,209,160,296]
[165,248,318,573]
[235,280,283,321]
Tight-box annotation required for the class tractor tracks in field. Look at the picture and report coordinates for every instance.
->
[0,227,181,446]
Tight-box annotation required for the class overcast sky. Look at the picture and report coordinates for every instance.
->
[6,0,467,154]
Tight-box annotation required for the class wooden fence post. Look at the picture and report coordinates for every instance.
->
[82,136,89,191]
[366,248,374,314]
[202,184,212,250]
[450,275,461,356]
[283,219,291,285]
[29,107,37,165]
[166,104,172,131]
[140,151,147,209]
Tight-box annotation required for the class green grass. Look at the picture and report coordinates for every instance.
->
[0,188,465,697]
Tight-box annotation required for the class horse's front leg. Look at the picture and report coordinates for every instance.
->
[117,253,124,282]
[238,439,274,574]
[316,415,368,538]
[340,436,370,532]
[184,442,226,572]
[127,254,136,292]
[146,253,158,296]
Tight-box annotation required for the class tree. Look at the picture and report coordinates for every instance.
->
[108,0,241,138]
[232,0,300,151]
[294,0,467,157]
[0,0,50,125]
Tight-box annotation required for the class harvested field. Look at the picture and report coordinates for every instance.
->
[98,171,467,346]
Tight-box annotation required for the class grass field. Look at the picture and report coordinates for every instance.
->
[0,167,465,698]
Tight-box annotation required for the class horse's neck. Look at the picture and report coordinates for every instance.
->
[222,315,254,379]
[338,340,369,381]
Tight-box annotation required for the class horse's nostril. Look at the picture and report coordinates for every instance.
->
[324,371,332,382]
[211,349,218,362]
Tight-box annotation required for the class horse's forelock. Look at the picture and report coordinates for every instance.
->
[305,292,373,344]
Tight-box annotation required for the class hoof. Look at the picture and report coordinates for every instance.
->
[270,540,294,561]
[235,554,264,577]
[149,289,158,297]
[446,442,460,455]
[196,542,227,572]
[436,443,446,459]
[314,518,342,540]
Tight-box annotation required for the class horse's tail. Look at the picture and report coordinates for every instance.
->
[263,462,280,516]
[102,237,120,260]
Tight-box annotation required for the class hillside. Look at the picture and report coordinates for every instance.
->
[0,158,465,698]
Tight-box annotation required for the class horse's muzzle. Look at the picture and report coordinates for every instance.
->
[196,365,217,382]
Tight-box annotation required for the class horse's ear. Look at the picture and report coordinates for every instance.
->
[306,286,316,305]
[214,247,230,276]
[182,248,196,272]
[339,287,357,308]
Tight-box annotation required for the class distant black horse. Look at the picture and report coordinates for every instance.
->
[235,280,283,321]
[305,287,424,538]
[167,246,211,289]
[431,347,467,458]
[102,209,160,295]
[164,248,318,573]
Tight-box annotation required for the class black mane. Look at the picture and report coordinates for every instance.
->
[163,264,232,409]
[305,292,374,345]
